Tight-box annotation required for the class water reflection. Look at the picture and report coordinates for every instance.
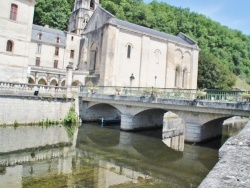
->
[162,112,185,151]
[0,123,220,188]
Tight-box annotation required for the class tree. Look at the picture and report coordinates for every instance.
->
[34,0,72,30]
[198,51,236,90]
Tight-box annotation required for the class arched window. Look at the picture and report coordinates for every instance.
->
[182,68,187,88]
[90,0,95,10]
[10,4,18,20]
[56,37,60,43]
[127,45,131,58]
[175,66,181,87]
[6,40,13,52]
[38,33,42,40]
[155,49,161,64]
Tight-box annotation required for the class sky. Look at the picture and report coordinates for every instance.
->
[144,0,250,36]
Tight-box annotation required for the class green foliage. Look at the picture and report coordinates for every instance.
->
[14,120,19,129]
[64,105,78,125]
[34,0,72,30]
[198,51,236,89]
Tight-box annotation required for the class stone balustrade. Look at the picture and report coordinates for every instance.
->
[0,81,74,98]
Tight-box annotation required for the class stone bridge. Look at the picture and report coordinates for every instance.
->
[79,91,250,142]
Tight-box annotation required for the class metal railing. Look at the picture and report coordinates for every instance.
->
[79,86,250,103]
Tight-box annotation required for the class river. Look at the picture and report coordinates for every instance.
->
[0,121,246,188]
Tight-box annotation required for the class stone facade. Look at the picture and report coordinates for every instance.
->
[0,95,73,125]
[0,0,35,83]
[79,6,200,88]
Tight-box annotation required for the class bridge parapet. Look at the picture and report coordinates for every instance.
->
[79,86,250,103]
[0,81,79,98]
[79,92,250,114]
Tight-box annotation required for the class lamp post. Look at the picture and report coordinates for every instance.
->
[130,73,135,87]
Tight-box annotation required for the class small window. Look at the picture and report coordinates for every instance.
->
[90,0,95,10]
[175,66,181,87]
[38,33,42,40]
[56,37,60,43]
[70,50,74,59]
[127,45,131,58]
[10,4,18,21]
[71,36,74,41]
[36,57,40,66]
[37,44,42,54]
[54,60,58,68]
[6,40,13,52]
[55,47,59,56]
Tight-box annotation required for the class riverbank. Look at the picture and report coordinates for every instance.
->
[199,119,250,187]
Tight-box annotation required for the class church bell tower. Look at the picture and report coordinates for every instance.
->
[68,0,99,34]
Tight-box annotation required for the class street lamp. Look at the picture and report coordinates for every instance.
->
[154,76,157,87]
[130,73,135,87]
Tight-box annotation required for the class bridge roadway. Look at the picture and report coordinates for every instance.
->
[78,92,250,142]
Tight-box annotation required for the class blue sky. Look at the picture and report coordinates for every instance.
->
[144,0,250,35]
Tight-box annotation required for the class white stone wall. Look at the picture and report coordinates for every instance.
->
[29,43,65,69]
[64,33,81,70]
[0,0,35,83]
[29,33,81,70]
[0,126,70,153]
[0,96,73,125]
[102,26,199,89]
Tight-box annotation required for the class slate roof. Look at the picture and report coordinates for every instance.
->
[32,24,66,46]
[107,18,194,46]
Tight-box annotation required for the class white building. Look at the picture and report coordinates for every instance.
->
[0,0,35,83]
[0,0,199,89]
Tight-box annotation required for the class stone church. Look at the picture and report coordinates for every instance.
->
[0,0,199,89]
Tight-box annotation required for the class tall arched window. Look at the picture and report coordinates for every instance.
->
[10,4,18,20]
[6,40,13,52]
[127,45,131,58]
[175,66,181,87]
[90,0,95,10]
[182,68,187,88]
[155,49,161,64]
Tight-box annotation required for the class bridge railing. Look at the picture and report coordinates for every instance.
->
[79,86,250,103]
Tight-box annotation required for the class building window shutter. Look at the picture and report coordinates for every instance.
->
[55,47,59,56]
[54,60,58,68]
[70,50,75,58]
[36,57,40,66]
[127,45,131,58]
[6,40,13,52]
[10,4,18,21]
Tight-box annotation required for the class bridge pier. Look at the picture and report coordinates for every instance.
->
[120,112,163,131]
[185,122,223,143]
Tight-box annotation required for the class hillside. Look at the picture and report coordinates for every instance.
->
[33,0,250,90]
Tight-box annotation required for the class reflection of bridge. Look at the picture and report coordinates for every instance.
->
[0,125,217,187]
[79,87,250,142]
[76,125,217,187]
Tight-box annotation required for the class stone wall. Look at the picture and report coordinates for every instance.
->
[0,95,74,125]
[199,120,250,187]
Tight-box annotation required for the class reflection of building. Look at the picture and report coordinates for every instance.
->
[1,0,199,89]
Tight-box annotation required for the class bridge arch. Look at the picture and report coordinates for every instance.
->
[80,102,122,122]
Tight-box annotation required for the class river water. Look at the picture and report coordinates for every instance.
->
[0,121,246,188]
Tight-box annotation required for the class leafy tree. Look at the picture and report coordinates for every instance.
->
[34,0,72,30]
[198,51,236,89]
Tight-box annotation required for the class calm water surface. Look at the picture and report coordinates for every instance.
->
[0,122,245,188]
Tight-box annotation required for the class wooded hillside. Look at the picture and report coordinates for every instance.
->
[34,0,250,90]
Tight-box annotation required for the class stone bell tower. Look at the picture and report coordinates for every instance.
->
[68,0,99,34]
